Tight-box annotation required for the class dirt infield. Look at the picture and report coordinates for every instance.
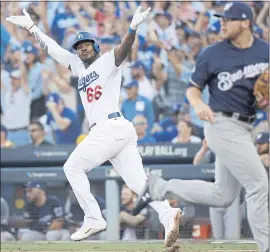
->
[1,241,258,252]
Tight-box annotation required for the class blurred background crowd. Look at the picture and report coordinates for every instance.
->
[1,1,269,148]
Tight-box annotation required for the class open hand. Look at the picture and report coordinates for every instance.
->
[130,6,151,30]
[194,101,215,124]
[6,9,34,30]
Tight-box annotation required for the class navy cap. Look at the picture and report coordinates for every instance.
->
[24,44,39,56]
[129,60,146,71]
[0,124,8,135]
[255,132,269,145]
[207,21,221,34]
[175,20,186,30]
[155,11,172,22]
[214,2,254,22]
[46,92,62,104]
[24,181,45,190]
[125,80,139,89]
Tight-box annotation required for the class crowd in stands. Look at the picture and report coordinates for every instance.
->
[1,1,268,148]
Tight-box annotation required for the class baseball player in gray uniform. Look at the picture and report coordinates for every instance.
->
[133,3,269,252]
[21,182,69,241]
[1,197,15,241]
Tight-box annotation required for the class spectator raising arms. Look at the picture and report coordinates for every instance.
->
[23,42,46,121]
[1,69,30,146]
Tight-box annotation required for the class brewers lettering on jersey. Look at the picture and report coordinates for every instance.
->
[132,3,269,252]
[6,6,182,247]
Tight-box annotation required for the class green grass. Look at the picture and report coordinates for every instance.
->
[1,241,258,251]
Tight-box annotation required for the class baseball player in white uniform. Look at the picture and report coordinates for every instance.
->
[6,7,182,246]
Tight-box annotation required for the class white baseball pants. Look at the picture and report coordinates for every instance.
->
[63,117,171,229]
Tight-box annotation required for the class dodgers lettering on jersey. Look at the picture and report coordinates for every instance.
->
[69,49,122,125]
[189,37,269,116]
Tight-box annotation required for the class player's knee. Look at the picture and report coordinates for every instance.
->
[1,231,15,241]
[216,189,235,208]
[63,159,74,174]
[220,195,235,208]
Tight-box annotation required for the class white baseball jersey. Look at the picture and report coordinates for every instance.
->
[69,49,122,125]
[30,27,122,125]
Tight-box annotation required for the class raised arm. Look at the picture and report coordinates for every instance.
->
[6,9,73,69]
[114,6,151,67]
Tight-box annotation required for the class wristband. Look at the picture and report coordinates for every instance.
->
[128,27,136,34]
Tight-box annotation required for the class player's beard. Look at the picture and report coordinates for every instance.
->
[81,54,99,69]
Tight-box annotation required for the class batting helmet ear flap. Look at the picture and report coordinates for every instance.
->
[93,42,100,54]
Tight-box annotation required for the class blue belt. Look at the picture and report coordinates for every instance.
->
[89,112,122,131]
[108,112,122,119]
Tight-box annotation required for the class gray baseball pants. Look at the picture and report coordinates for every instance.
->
[20,229,70,241]
[151,115,268,252]
[1,231,15,241]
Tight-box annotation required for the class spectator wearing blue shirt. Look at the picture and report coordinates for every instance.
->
[132,115,156,145]
[24,43,46,120]
[152,104,188,143]
[51,3,79,45]
[130,61,156,101]
[121,80,154,134]
[46,93,80,144]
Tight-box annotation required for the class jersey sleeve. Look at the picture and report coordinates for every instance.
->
[189,48,210,89]
[103,48,123,72]
[30,25,75,70]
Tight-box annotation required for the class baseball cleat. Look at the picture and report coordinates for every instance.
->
[71,224,107,241]
[163,208,182,247]
[132,181,153,215]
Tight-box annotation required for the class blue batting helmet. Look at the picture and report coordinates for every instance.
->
[72,32,100,53]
